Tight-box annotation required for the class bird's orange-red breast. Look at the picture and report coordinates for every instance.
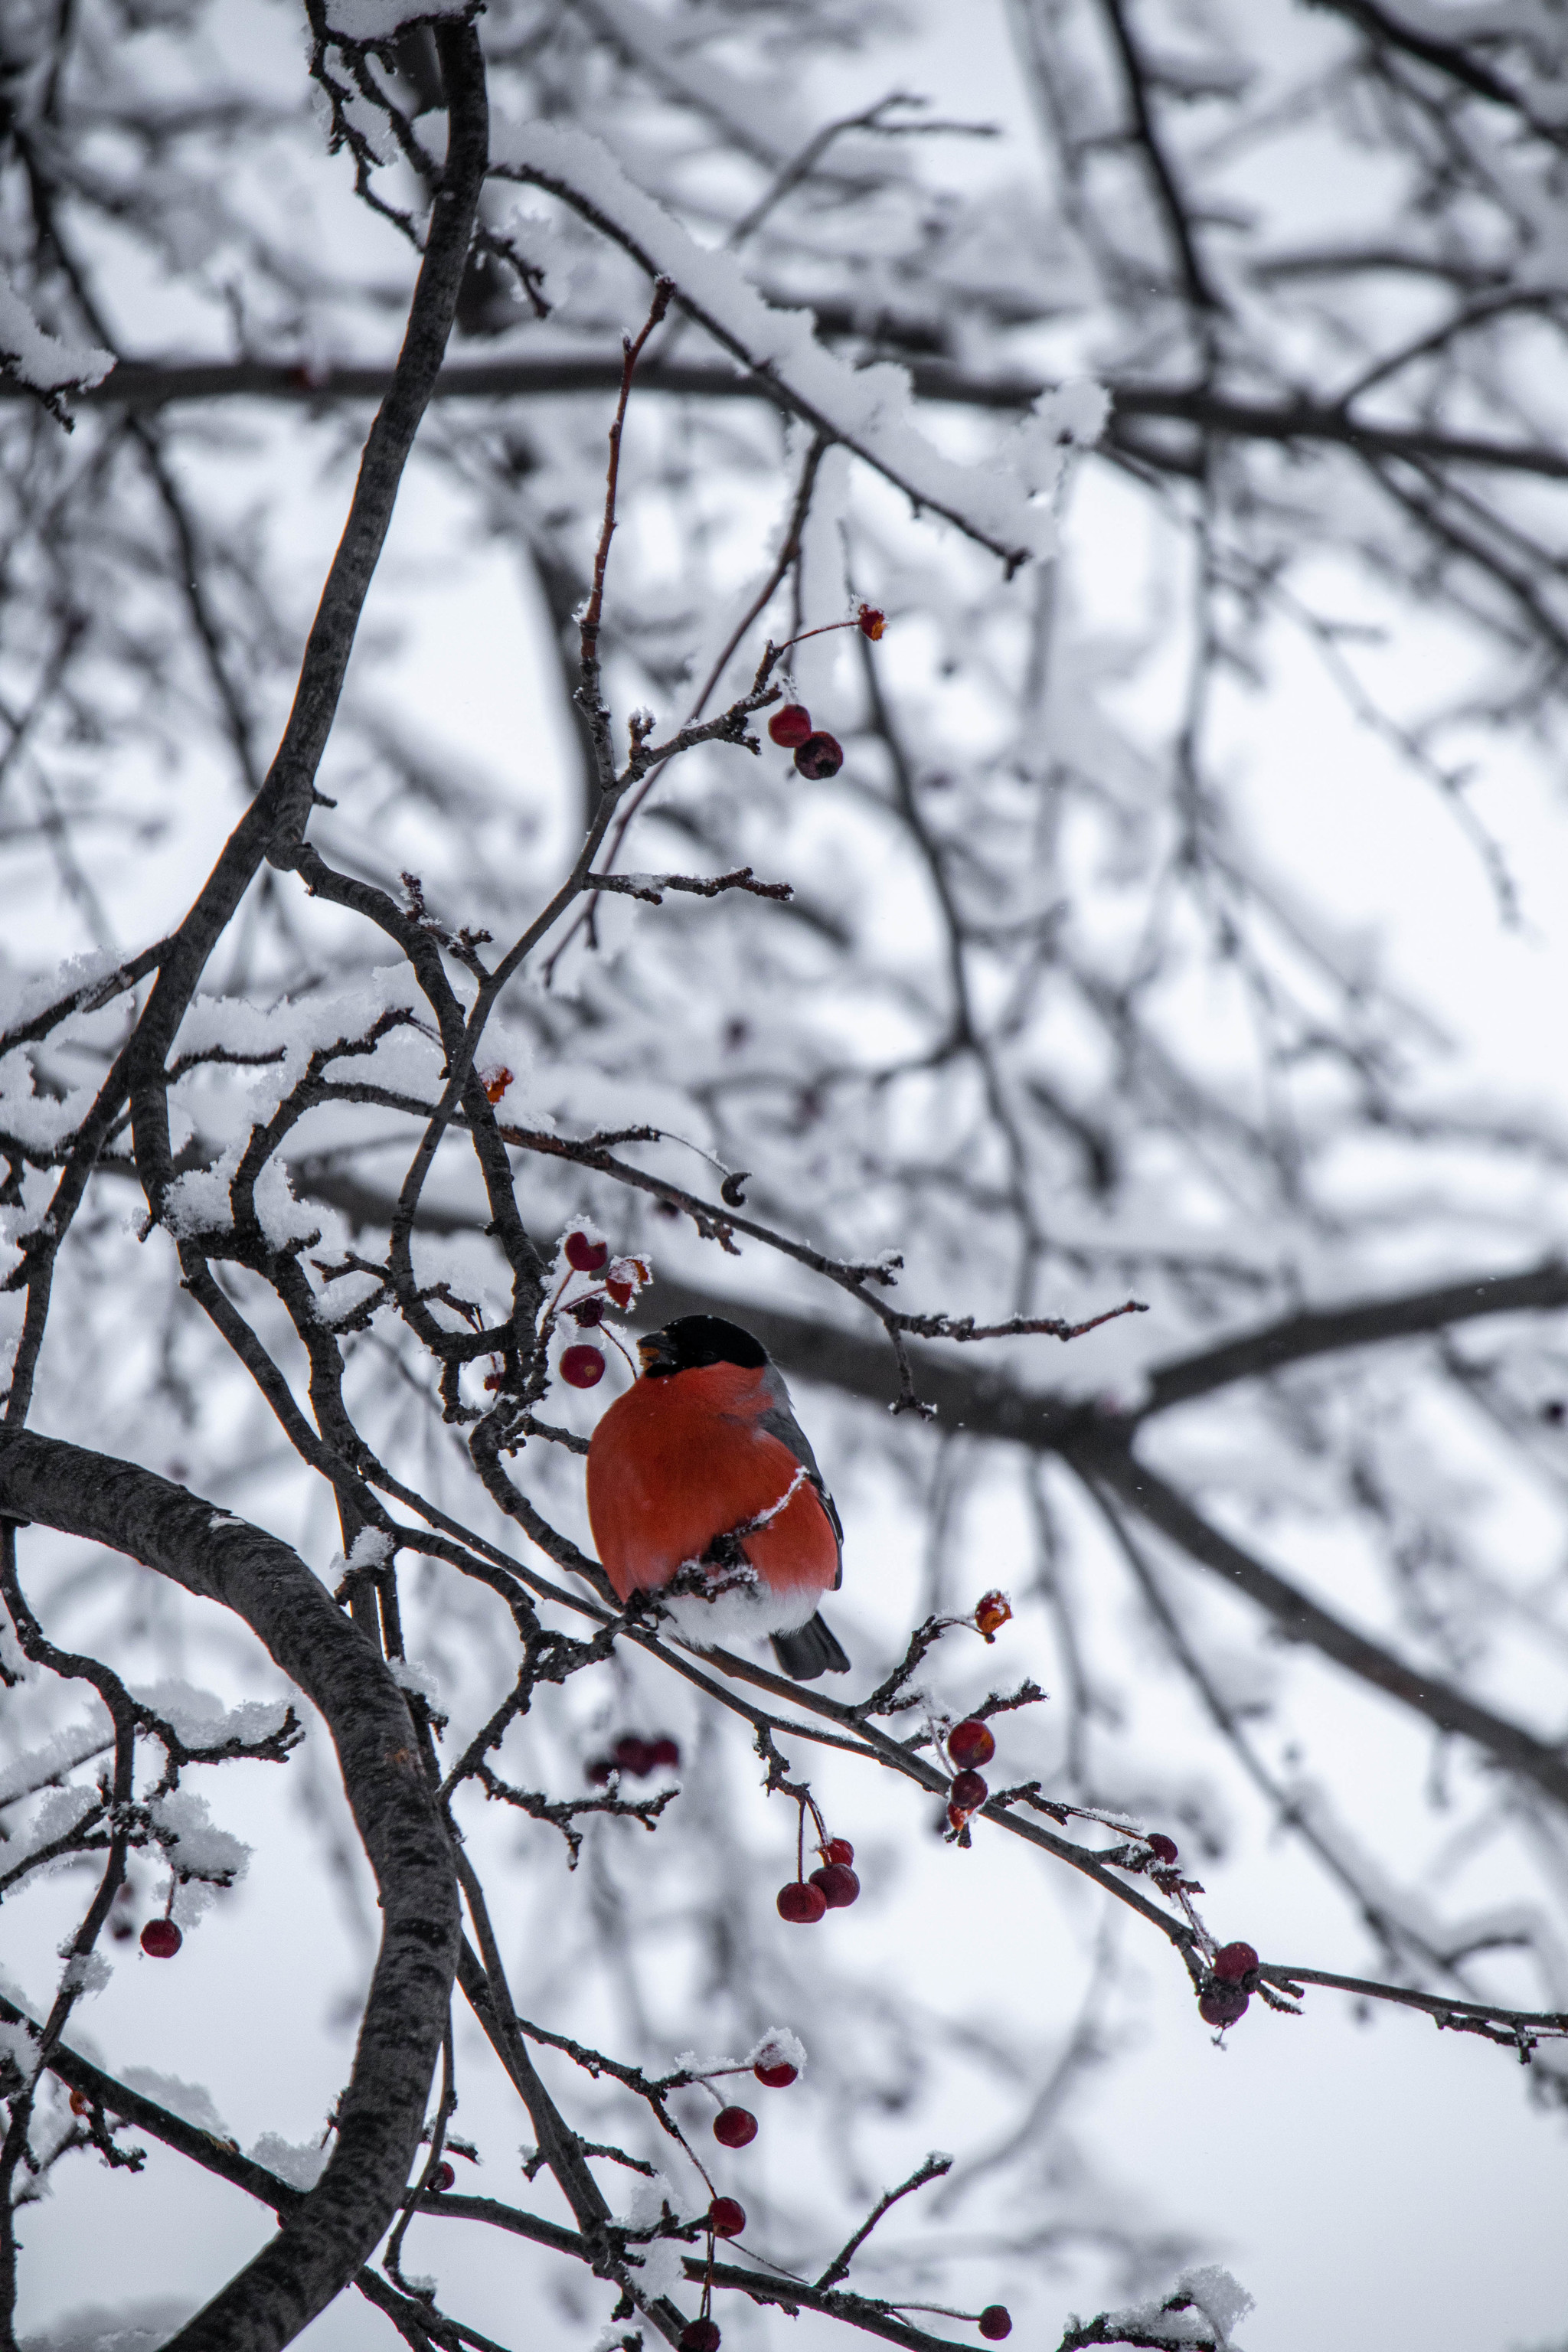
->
[585,1315,850,1680]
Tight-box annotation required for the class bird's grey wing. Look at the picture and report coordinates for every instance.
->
[758,1366,844,1589]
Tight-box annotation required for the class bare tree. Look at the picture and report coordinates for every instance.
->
[5,3,1568,2347]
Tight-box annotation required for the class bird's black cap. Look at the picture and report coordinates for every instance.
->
[637,1315,767,1377]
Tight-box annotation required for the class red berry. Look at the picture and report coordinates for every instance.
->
[648,1736,681,1769]
[614,1736,654,1775]
[978,2311,1012,2341]
[947,1720,995,1771]
[708,2196,746,2238]
[713,2105,757,2148]
[560,1344,606,1388]
[586,1756,613,1786]
[949,1769,988,1811]
[946,1802,970,1834]
[431,2161,456,2191]
[1147,1834,1178,1865]
[565,1232,609,1272]
[974,1589,1012,1639]
[776,1880,827,1925]
[570,1294,605,1326]
[110,1917,136,1942]
[768,702,813,746]
[808,1862,860,1909]
[1212,1941,1259,1984]
[681,2325,721,2352]
[794,731,843,780]
[857,604,886,640]
[821,1838,854,1867]
[1198,1982,1250,2028]
[140,1919,181,1959]
[754,2060,798,2088]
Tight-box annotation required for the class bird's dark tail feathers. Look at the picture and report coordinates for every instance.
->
[771,1613,851,1681]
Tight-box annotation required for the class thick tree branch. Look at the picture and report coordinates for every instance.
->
[38,354,1568,483]
[0,1436,459,2352]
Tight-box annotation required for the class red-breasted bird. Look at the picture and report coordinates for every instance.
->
[586,1314,851,1681]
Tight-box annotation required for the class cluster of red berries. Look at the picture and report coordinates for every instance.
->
[140,1919,182,1960]
[767,701,843,779]
[586,1732,681,1785]
[776,1837,861,1925]
[1198,1940,1259,2028]
[945,1719,995,1832]
[557,1232,648,1389]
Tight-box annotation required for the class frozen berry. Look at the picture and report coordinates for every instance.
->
[648,1736,681,1769]
[482,1066,513,1105]
[680,2324,721,2352]
[974,1589,1012,1638]
[614,1736,653,1776]
[570,1294,605,1326]
[560,1344,606,1388]
[565,1232,609,1272]
[713,2105,757,2148]
[768,703,813,747]
[1147,1834,1178,1866]
[776,1880,827,1925]
[140,1919,181,1958]
[708,2197,746,2237]
[946,1802,971,1834]
[857,604,886,640]
[794,731,843,780]
[821,1838,854,1867]
[947,1720,995,1771]
[1199,1981,1250,2028]
[978,2311,1012,2341]
[754,2059,798,2088]
[586,1756,613,1786]
[949,1769,988,1811]
[808,1862,860,1909]
[431,2161,456,2191]
[1212,1941,1259,1983]
[109,1916,136,1942]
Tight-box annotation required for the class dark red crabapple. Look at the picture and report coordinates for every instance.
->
[1212,1940,1259,1983]
[946,1720,995,1771]
[949,1769,989,1811]
[754,2060,798,2089]
[569,1294,605,1326]
[648,1736,681,1769]
[793,731,843,779]
[708,2197,746,2238]
[613,1736,653,1776]
[564,1231,609,1272]
[808,1862,861,1909]
[821,1838,854,1867]
[1147,1834,1179,1866]
[713,2105,757,2148]
[777,1880,827,1925]
[681,2324,721,2352]
[857,604,886,640]
[1198,1982,1250,2028]
[978,2310,1013,2341]
[560,1344,606,1388]
[432,2161,456,2192]
[768,703,813,747]
[140,1920,181,1959]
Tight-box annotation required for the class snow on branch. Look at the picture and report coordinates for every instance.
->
[492,121,1093,571]
[0,270,113,429]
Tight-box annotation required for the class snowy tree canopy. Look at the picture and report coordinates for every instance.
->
[4,2,1568,2347]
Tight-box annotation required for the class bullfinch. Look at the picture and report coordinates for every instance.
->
[586,1313,851,1681]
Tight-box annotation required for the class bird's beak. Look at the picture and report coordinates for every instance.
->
[636,1329,678,1375]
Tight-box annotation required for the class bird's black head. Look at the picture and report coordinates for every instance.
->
[637,1315,768,1378]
